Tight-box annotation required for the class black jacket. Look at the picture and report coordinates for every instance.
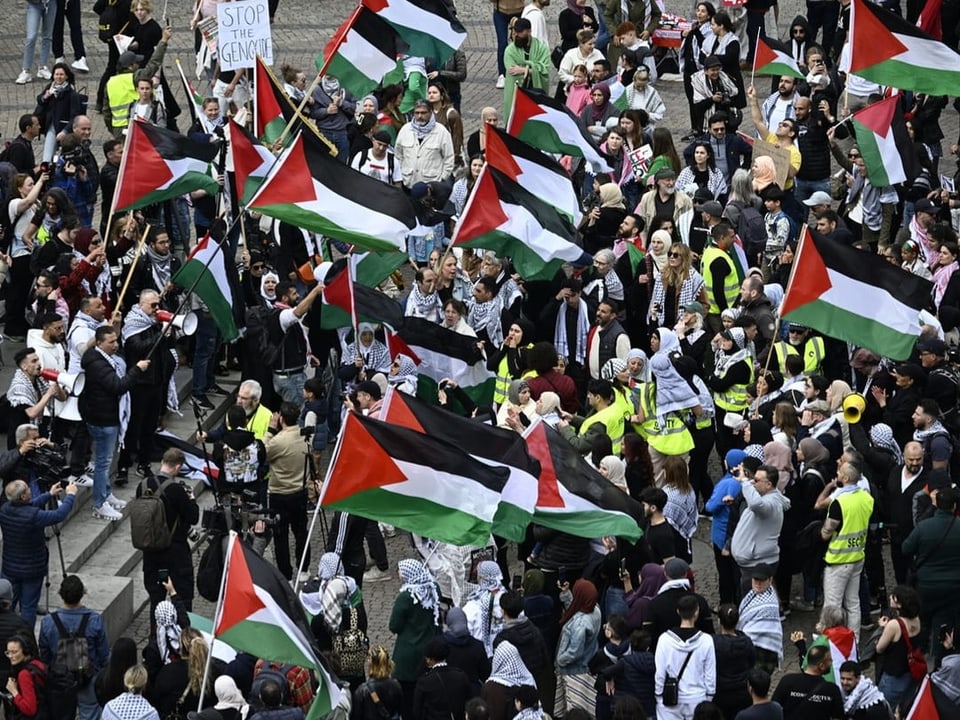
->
[493,618,550,675]
[78,347,144,426]
[444,632,490,694]
[646,588,714,644]
[123,323,174,387]
[412,664,474,720]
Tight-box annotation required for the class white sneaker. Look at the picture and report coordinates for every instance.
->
[15,70,31,85]
[37,66,51,80]
[68,473,94,487]
[363,567,391,583]
[71,57,89,73]
[495,74,505,89]
[54,56,65,65]
[106,493,127,510]
[93,503,123,521]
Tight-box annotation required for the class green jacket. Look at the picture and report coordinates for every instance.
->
[389,590,439,682]
[902,509,960,591]
[502,37,551,118]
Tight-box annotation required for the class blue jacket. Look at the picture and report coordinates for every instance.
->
[705,475,742,550]
[38,606,110,674]
[0,493,75,578]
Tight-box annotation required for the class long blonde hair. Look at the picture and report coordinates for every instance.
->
[181,628,210,696]
[661,243,693,288]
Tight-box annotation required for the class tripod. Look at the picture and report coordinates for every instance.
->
[42,487,69,615]
[293,432,327,593]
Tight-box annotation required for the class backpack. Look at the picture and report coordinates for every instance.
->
[244,306,281,369]
[196,534,227,602]
[356,148,395,181]
[22,660,52,720]
[931,363,960,428]
[96,0,123,43]
[46,613,91,720]
[249,663,294,712]
[728,200,766,260]
[128,477,179,551]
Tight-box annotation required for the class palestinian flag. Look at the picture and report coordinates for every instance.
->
[253,56,334,152]
[320,412,511,546]
[380,388,540,542]
[615,238,646,284]
[753,36,804,78]
[246,131,418,252]
[113,120,218,212]
[849,96,920,186]
[523,420,643,541]
[485,127,581,224]
[321,255,408,330]
[396,316,496,408]
[362,0,466,65]
[172,232,242,341]
[841,0,960,96]
[175,58,203,126]
[319,6,406,98]
[506,88,612,174]
[230,119,277,204]
[608,80,627,111]
[214,533,344,719]
[453,165,591,281]
[781,228,932,360]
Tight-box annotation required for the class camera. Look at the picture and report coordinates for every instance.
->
[27,443,69,491]
[60,147,83,165]
[201,499,279,535]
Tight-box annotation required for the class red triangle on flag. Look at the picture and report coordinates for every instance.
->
[215,535,266,635]
[904,676,937,720]
[322,265,354,317]
[849,0,909,74]
[321,413,408,505]
[524,423,564,508]
[323,7,360,61]
[483,130,523,181]
[254,57,284,136]
[385,327,421,365]
[250,134,317,207]
[362,0,389,11]
[754,37,779,67]
[506,88,547,134]
[852,95,897,137]
[381,389,426,432]
[781,229,833,316]
[454,168,508,244]
[114,121,175,210]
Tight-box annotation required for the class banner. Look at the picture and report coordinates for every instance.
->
[217,0,273,70]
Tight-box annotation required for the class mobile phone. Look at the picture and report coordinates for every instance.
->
[39,162,50,175]
[558,566,567,584]
[158,568,169,584]
[620,558,627,573]
[512,574,522,591]
[940,623,952,642]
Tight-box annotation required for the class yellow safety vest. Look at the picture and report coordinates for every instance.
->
[825,489,874,565]
[106,73,139,129]
[701,245,739,316]
[493,344,533,406]
[247,404,273,441]
[772,337,826,375]
[637,382,695,455]
[714,359,754,413]
[579,402,627,455]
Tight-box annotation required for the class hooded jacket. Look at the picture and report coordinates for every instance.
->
[730,479,791,567]
[654,628,716,707]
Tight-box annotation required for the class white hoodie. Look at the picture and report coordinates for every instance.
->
[654,628,716,716]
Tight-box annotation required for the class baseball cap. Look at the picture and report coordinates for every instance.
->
[664,558,690,579]
[683,301,705,315]
[372,130,392,144]
[806,399,830,414]
[919,338,947,355]
[118,51,145,68]
[703,55,722,68]
[803,191,833,207]
[914,198,940,215]
[701,200,724,217]
[750,564,773,580]
[693,187,713,203]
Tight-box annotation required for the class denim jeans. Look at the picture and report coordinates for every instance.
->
[23,0,56,71]
[792,177,831,208]
[192,311,220,396]
[2,573,44,627]
[325,129,350,164]
[273,370,306,408]
[823,558,864,640]
[877,671,911,710]
[87,423,118,509]
[493,10,519,76]
[78,676,100,720]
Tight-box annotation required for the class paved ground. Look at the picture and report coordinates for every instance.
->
[0,0,936,688]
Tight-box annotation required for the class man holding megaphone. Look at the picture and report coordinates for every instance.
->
[4,348,66,450]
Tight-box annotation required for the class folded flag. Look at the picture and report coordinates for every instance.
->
[841,0,960,96]
[320,255,408,330]
[453,165,591,281]
[319,6,407,98]
[253,56,336,153]
[781,227,932,360]
[362,0,466,65]
[113,120,218,212]
[380,388,540,542]
[753,35,805,78]
[523,420,643,541]
[506,88,612,174]
[172,232,242,342]
[229,119,277,204]
[485,127,581,224]
[246,131,418,252]
[849,95,920,186]
[320,412,510,546]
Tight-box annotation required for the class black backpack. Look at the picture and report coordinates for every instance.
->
[45,613,92,720]
[728,199,767,261]
[249,663,295,712]
[244,306,281,369]
[95,0,123,43]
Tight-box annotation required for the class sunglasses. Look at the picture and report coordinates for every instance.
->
[848,152,861,158]
[90,239,102,246]
[251,263,265,270]
[148,302,160,308]
[667,252,681,258]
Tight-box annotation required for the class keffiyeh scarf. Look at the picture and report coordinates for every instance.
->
[98,347,132,447]
[843,676,887,716]
[144,244,174,291]
[488,641,535,688]
[155,600,182,664]
[870,423,903,465]
[555,298,590,365]
[408,282,442,321]
[398,559,440,624]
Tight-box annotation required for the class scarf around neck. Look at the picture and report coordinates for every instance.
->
[412,113,437,140]
[144,245,174,290]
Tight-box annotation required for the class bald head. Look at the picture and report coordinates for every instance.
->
[72,115,93,140]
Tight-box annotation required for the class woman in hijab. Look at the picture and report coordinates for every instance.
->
[579,83,618,143]
[791,437,832,611]
[213,676,248,720]
[581,182,627,256]
[387,354,419,395]
[623,562,667,630]
[259,270,279,308]
[488,317,535,408]
[535,391,563,427]
[750,156,777,194]
[708,327,753,456]
[341,322,392,384]
[645,229,672,281]
[463,561,509,657]
[482,641,536,720]
[599,455,627,493]
[497,379,539,432]
[443,607,490,695]
[555,578,602,716]
[302,552,365,653]
[826,378,854,447]
[763,440,794,489]
[390,559,441,715]
[625,348,651,389]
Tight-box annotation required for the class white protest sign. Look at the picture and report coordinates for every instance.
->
[217,0,272,71]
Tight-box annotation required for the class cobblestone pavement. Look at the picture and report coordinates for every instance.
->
[0,0,933,685]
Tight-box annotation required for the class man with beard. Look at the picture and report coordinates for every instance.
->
[132,229,181,311]
[636,167,694,232]
[5,348,65,449]
[395,100,455,189]
[757,76,798,131]
[501,18,550,117]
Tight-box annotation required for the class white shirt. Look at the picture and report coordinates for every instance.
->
[521,4,549,45]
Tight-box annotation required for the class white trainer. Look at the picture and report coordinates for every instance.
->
[37,66,52,80]
[71,57,89,73]
[15,71,31,85]
[93,503,123,521]
[495,74,505,88]
[106,493,127,510]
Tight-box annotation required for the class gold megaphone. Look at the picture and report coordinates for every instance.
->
[842,393,866,423]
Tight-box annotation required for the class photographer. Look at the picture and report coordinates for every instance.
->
[0,424,64,495]
[52,133,97,229]
[264,403,311,583]
[0,478,77,626]
[140,448,199,622]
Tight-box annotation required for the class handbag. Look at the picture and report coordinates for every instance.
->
[164,685,192,720]
[661,651,693,707]
[333,607,369,677]
[551,44,564,70]
[897,618,928,682]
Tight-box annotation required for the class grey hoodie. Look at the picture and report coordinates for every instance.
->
[731,478,791,567]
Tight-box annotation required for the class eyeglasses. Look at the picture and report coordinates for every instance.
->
[667,252,681,258]
[148,302,160,308]
[848,152,861,158]
[251,263,265,270]
[789,329,804,334]
[90,239,102,246]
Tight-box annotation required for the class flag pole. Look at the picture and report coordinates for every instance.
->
[115,224,152,311]
[751,30,759,88]
[294,491,326,594]
[198,531,235,710]
[103,119,137,247]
